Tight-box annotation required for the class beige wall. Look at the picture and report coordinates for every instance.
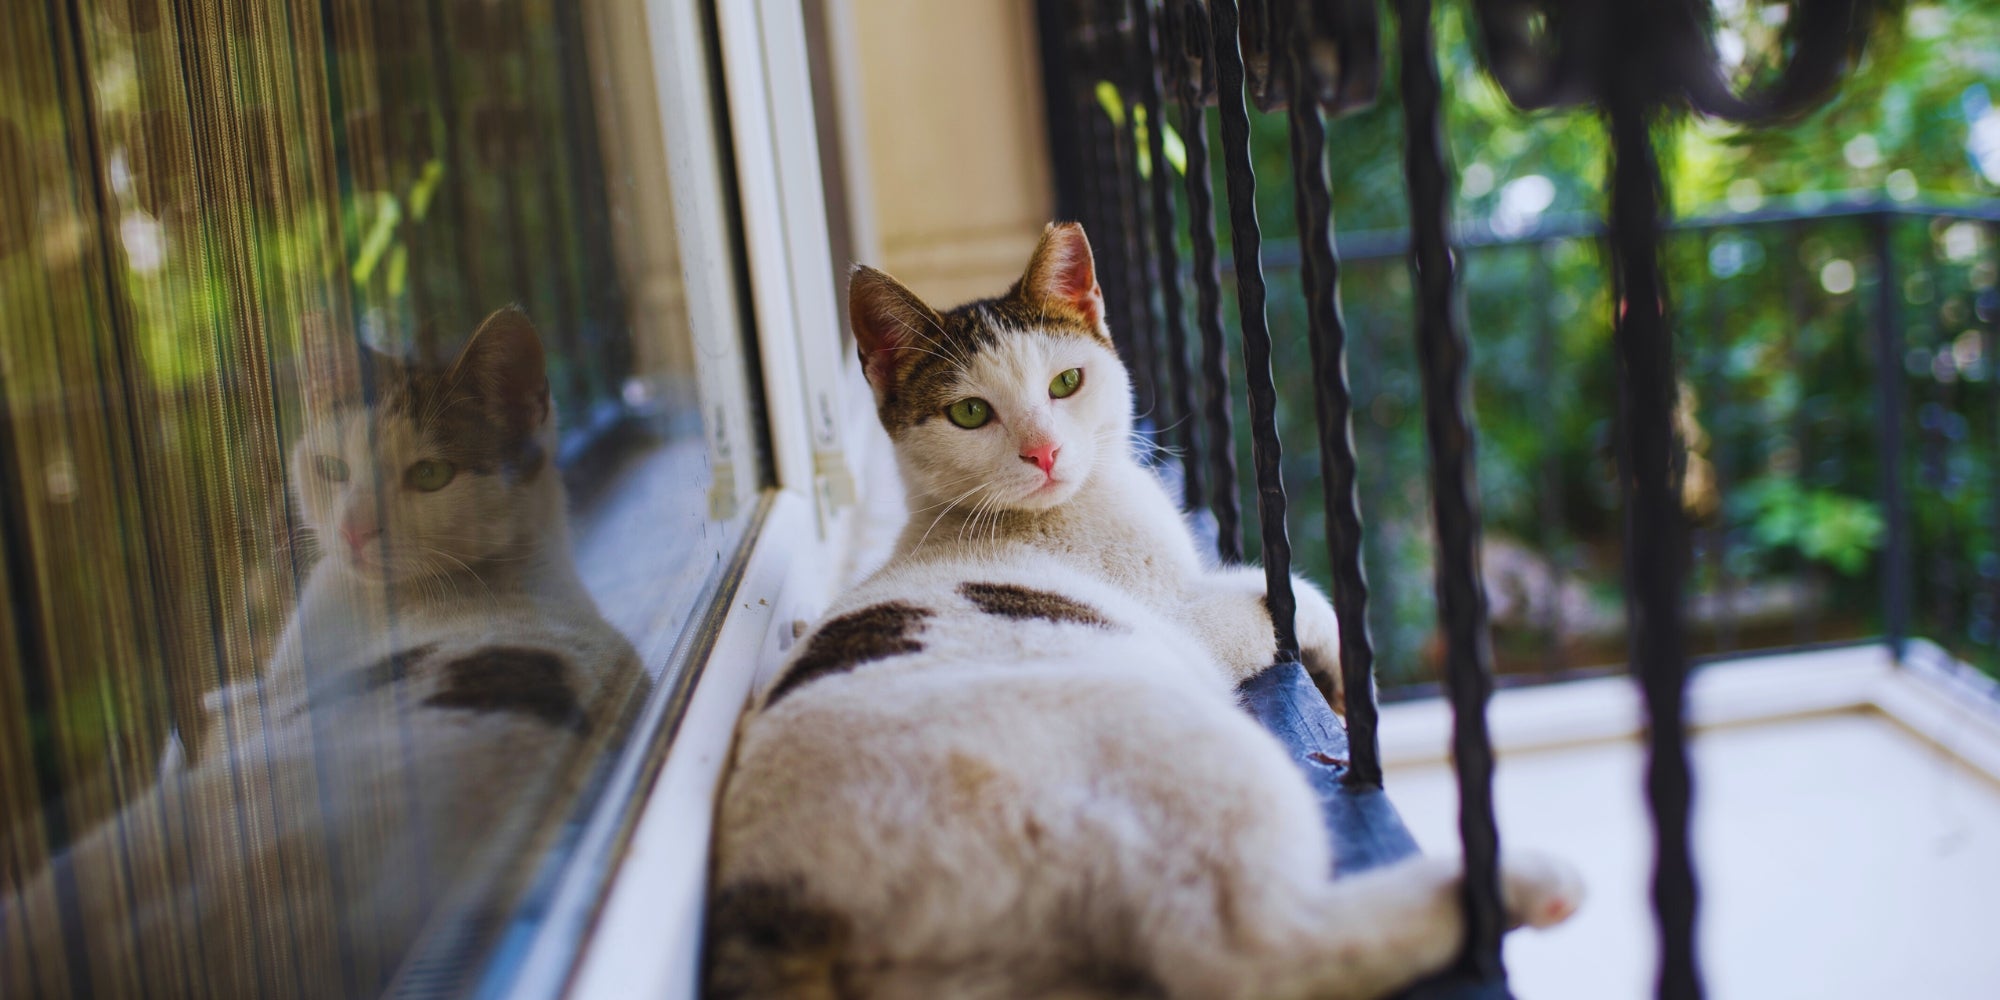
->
[841,0,1055,307]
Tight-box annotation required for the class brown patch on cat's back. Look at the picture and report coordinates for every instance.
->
[959,582,1114,628]
[764,601,931,708]
[422,647,588,734]
[704,880,853,999]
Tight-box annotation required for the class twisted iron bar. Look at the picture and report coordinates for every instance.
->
[1079,101,1131,362]
[1169,0,1242,562]
[1207,0,1296,658]
[1393,0,1506,980]
[1465,4,1877,996]
[1136,0,1200,508]
[1279,0,1381,785]
[1107,0,1161,422]
[1076,6,1139,368]
[1606,91,1701,1000]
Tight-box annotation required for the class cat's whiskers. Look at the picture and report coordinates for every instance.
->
[888,325,972,376]
[1124,430,1182,464]
[958,491,997,545]
[912,304,967,361]
[888,311,975,372]
[422,363,483,426]
[883,344,955,366]
[906,472,997,513]
[424,548,499,606]
[916,481,990,551]
[969,486,1018,551]
[978,493,1010,550]
[288,526,325,563]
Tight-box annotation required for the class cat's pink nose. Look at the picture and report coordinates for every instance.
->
[340,520,379,551]
[1020,441,1061,476]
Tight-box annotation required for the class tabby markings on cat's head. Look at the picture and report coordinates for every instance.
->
[849,222,1133,513]
[958,582,1114,629]
[291,307,555,584]
[763,602,931,709]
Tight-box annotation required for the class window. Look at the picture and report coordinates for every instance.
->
[0,1,764,995]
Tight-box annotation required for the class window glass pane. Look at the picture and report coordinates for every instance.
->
[0,2,761,996]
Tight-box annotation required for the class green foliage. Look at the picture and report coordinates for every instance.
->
[1730,477,1886,576]
[1095,83,1186,178]
[1107,0,2000,679]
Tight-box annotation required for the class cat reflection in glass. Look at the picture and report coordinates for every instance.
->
[1,310,645,998]
[709,224,1582,999]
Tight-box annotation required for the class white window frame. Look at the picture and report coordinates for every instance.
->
[543,2,865,996]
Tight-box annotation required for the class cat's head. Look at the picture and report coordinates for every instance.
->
[850,222,1128,511]
[291,308,555,584]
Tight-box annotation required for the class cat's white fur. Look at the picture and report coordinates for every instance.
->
[709,224,1581,999]
[883,323,1339,688]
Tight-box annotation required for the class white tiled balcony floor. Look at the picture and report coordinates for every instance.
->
[1380,647,2000,1000]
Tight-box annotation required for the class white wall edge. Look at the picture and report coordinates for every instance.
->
[1378,644,1896,767]
[1378,642,2000,789]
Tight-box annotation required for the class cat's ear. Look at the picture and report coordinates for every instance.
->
[453,306,550,437]
[1017,222,1104,333]
[849,265,943,393]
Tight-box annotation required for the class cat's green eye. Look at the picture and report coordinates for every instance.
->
[946,397,993,429]
[1049,368,1084,399]
[315,455,349,483]
[404,459,457,492]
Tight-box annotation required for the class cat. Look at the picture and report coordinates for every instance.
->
[706,224,1581,1000]
[0,309,647,999]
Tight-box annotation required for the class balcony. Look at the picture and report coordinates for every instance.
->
[1383,642,2000,999]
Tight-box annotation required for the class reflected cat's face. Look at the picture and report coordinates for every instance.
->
[850,223,1129,512]
[292,309,554,584]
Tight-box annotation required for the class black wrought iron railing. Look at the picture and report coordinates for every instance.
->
[1039,1,1884,996]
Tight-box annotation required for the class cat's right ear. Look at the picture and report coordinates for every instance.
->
[849,265,942,394]
[1018,222,1105,336]
[453,307,551,440]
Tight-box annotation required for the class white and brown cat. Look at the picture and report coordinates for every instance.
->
[0,310,645,999]
[708,225,1581,999]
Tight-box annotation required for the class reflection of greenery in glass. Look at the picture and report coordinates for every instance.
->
[1,0,635,873]
[1115,2,2000,684]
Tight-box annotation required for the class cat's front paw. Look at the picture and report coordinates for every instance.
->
[1289,575,1344,714]
[1501,851,1584,930]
